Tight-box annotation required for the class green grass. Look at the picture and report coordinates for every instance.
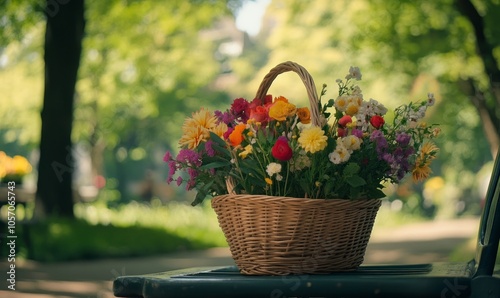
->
[7,199,228,262]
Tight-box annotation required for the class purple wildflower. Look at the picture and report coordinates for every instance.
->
[352,129,363,138]
[176,176,183,186]
[163,151,172,162]
[396,133,411,146]
[205,140,216,157]
[215,110,235,126]
[176,149,202,167]
[185,168,199,190]
[370,130,388,154]
[166,160,177,184]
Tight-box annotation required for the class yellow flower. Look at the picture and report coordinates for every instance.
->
[265,177,273,185]
[238,145,253,159]
[269,101,297,121]
[298,126,328,153]
[420,142,439,161]
[179,125,209,149]
[412,142,439,182]
[345,102,359,116]
[412,162,432,182]
[274,96,289,103]
[12,156,32,176]
[179,109,218,149]
[191,108,217,129]
[210,122,228,139]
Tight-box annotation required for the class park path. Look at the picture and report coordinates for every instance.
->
[0,217,480,298]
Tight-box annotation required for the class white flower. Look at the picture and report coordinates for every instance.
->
[427,93,435,106]
[266,162,282,177]
[329,141,351,164]
[276,174,283,181]
[342,135,363,151]
[346,66,362,80]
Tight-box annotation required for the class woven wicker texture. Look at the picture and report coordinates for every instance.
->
[213,61,381,275]
[255,61,322,126]
[212,195,381,275]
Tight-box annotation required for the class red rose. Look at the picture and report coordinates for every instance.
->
[370,115,385,129]
[272,136,293,161]
[338,115,352,127]
[249,106,269,124]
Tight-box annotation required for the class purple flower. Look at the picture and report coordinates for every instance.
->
[176,149,202,167]
[163,151,172,162]
[396,133,411,146]
[352,129,363,138]
[215,110,235,126]
[185,168,199,190]
[205,140,216,157]
[370,130,388,154]
[166,160,177,184]
[176,176,183,186]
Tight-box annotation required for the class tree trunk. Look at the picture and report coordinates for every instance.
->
[36,0,85,218]
[456,0,500,157]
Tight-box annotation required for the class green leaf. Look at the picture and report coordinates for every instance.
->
[191,180,215,206]
[343,162,360,177]
[346,175,366,187]
[199,161,231,170]
[368,188,386,199]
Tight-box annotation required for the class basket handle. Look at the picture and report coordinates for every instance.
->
[255,61,322,127]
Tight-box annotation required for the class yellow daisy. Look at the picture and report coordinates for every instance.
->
[179,125,209,149]
[298,126,328,153]
[191,109,217,129]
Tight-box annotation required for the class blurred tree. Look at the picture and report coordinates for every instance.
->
[455,0,500,156]
[37,0,85,218]
[75,0,241,201]
[253,0,497,216]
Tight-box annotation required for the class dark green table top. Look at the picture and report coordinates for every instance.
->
[113,262,488,298]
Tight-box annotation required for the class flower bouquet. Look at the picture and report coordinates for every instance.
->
[164,61,439,275]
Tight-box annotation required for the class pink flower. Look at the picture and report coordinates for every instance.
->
[338,115,352,127]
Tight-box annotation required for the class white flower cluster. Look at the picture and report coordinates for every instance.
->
[266,162,283,181]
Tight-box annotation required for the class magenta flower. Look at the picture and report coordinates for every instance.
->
[205,140,216,157]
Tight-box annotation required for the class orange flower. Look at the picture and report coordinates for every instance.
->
[296,107,311,124]
[228,124,246,146]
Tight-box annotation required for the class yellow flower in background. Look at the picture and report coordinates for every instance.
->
[269,101,296,121]
[0,151,32,179]
[12,155,32,175]
[412,142,439,182]
[298,126,328,153]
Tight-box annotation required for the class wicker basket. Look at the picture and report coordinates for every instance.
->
[212,61,382,275]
